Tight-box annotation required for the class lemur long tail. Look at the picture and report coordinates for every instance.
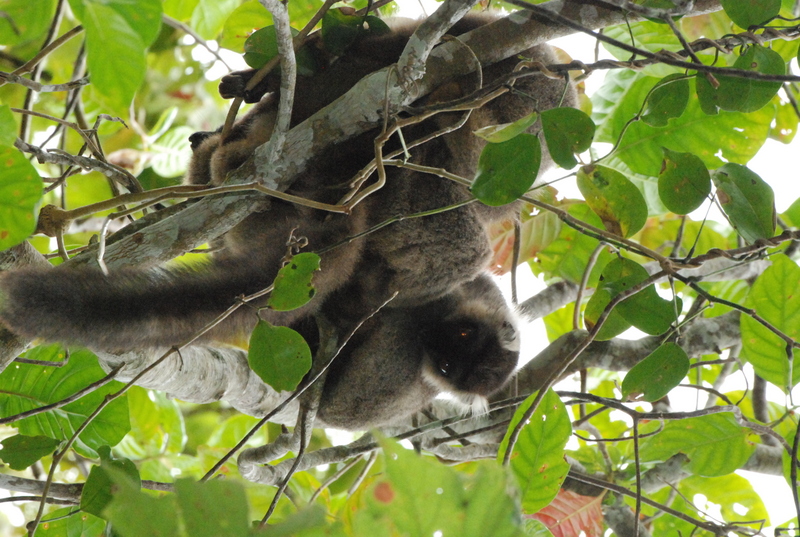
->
[0,259,294,352]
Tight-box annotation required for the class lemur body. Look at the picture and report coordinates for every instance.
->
[0,12,574,429]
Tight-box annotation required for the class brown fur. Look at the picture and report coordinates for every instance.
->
[0,12,574,429]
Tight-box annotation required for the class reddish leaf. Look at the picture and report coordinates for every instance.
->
[528,489,605,537]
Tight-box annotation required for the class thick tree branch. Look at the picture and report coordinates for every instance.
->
[60,0,722,272]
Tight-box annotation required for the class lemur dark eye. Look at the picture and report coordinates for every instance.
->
[438,358,453,377]
[457,327,474,340]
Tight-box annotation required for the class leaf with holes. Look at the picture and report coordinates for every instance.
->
[498,389,571,513]
[268,252,320,311]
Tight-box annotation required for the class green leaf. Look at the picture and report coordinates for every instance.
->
[0,145,43,250]
[121,387,186,458]
[603,20,683,74]
[541,107,595,169]
[782,195,800,228]
[81,447,140,519]
[0,106,18,146]
[104,466,180,536]
[584,257,644,340]
[190,0,238,40]
[472,134,541,206]
[473,111,539,143]
[163,0,198,21]
[768,99,799,144]
[175,479,251,537]
[321,9,390,57]
[0,434,60,470]
[243,25,320,76]
[68,0,162,114]
[584,257,679,338]
[21,343,68,364]
[595,70,774,176]
[680,474,769,526]
[584,287,632,341]
[498,389,571,513]
[259,506,330,536]
[658,148,711,214]
[576,164,648,237]
[640,412,756,476]
[244,25,297,68]
[0,350,129,458]
[603,154,669,216]
[642,74,690,127]
[740,254,800,390]
[617,283,681,335]
[248,320,312,392]
[71,0,162,45]
[697,46,785,114]
[640,0,686,22]
[621,343,690,401]
[356,440,524,536]
[711,163,775,244]
[267,252,320,311]
[606,257,680,336]
[721,0,780,28]
[524,518,557,537]
[220,1,272,51]
[0,0,57,47]
[36,507,105,537]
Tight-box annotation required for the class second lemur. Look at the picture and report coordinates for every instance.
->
[0,11,575,429]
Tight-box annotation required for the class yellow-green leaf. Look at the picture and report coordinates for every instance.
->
[576,164,647,237]
[0,146,42,250]
[268,252,320,311]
